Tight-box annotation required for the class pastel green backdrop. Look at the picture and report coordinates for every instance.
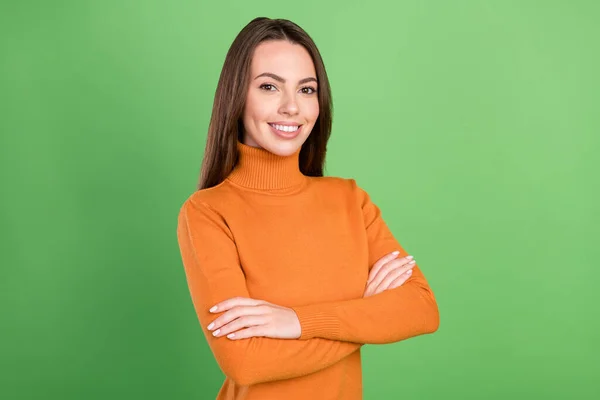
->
[1,0,598,399]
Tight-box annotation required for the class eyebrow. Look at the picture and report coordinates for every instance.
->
[254,72,318,85]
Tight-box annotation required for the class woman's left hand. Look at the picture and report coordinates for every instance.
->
[206,297,301,340]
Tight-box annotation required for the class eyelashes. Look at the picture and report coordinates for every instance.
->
[259,83,318,95]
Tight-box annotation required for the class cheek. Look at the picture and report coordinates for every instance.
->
[306,99,320,121]
[246,94,275,122]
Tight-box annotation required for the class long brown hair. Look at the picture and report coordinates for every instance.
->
[198,17,333,190]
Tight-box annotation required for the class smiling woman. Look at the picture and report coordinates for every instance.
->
[176,16,439,400]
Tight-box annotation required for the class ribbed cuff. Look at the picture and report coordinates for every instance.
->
[291,304,341,340]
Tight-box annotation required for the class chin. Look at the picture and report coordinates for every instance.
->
[261,139,304,156]
[260,129,311,156]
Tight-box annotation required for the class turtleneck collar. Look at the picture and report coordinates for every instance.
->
[226,141,308,191]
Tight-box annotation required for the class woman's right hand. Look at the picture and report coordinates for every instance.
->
[363,251,416,297]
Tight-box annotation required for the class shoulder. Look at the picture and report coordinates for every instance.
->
[178,180,238,217]
[308,175,370,202]
[307,175,351,193]
[177,183,241,239]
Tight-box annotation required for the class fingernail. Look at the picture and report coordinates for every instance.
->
[207,323,214,330]
[392,251,400,256]
[406,255,414,260]
[210,306,218,312]
[227,333,235,339]
[408,260,416,265]
[407,269,413,275]
[212,329,220,336]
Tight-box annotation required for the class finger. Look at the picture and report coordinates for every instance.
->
[365,256,412,296]
[212,315,266,337]
[208,305,269,332]
[210,296,266,313]
[364,278,378,297]
[368,256,414,292]
[367,251,401,284]
[388,269,414,290]
[375,260,416,292]
[226,326,264,340]
[375,263,415,294]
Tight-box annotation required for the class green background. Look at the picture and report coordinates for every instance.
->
[2,0,599,399]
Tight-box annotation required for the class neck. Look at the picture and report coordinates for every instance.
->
[226,141,307,191]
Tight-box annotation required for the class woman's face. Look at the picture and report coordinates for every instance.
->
[241,40,320,156]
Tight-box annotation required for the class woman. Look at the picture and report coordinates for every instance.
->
[176,17,439,400]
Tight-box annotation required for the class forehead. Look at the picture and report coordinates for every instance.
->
[250,40,316,77]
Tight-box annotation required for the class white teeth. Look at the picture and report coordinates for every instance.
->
[270,123,299,132]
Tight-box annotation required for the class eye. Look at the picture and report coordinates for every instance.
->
[259,83,276,91]
[301,86,318,95]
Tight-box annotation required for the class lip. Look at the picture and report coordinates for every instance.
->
[269,123,302,139]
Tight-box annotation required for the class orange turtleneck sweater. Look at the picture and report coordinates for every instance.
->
[176,141,439,399]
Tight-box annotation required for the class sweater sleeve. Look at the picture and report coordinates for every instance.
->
[290,179,440,344]
[176,197,362,386]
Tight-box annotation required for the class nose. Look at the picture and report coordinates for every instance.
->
[279,91,299,115]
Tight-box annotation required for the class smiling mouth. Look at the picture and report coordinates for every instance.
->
[268,123,302,133]
[268,123,303,139]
